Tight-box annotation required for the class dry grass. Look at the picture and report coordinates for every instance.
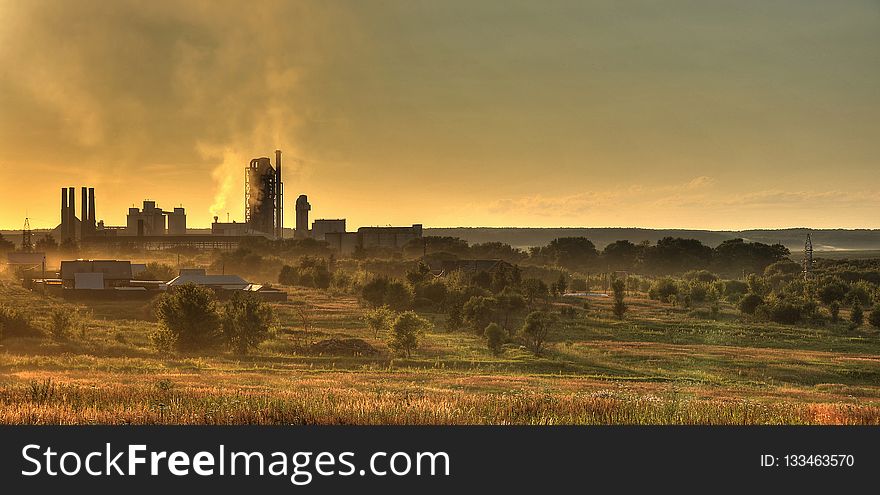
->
[2,277,880,424]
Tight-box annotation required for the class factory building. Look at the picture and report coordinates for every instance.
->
[325,224,423,255]
[295,194,311,239]
[167,207,187,235]
[126,200,167,236]
[245,150,283,238]
[54,186,99,241]
[60,260,132,289]
[311,219,345,241]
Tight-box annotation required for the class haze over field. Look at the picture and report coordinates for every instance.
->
[1,0,878,229]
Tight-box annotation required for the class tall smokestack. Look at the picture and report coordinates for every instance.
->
[275,149,282,239]
[88,188,96,234]
[61,188,68,239]
[81,187,88,240]
[67,187,75,240]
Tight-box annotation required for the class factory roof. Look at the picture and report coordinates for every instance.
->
[167,274,250,288]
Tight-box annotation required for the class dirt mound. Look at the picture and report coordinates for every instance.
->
[305,338,379,357]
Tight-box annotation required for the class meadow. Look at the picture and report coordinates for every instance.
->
[2,277,880,425]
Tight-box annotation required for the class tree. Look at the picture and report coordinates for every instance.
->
[601,240,640,271]
[463,296,498,334]
[850,301,864,328]
[532,237,599,271]
[611,278,627,319]
[829,301,840,323]
[153,284,221,351]
[553,273,568,296]
[363,306,395,338]
[496,288,526,331]
[484,323,504,355]
[35,235,58,252]
[139,262,175,281]
[405,261,432,285]
[388,311,431,358]
[221,292,274,354]
[384,280,414,311]
[361,277,390,307]
[521,311,556,355]
[521,278,549,307]
[868,305,880,329]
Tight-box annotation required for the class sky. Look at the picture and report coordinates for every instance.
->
[0,0,878,230]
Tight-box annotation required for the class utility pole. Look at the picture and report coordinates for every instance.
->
[802,233,814,281]
[22,217,33,252]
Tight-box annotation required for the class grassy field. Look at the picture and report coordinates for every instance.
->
[2,279,880,424]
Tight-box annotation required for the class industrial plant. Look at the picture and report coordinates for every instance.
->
[4,148,423,298]
[35,148,422,252]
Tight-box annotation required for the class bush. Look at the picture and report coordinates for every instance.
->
[278,257,331,289]
[845,281,874,308]
[817,278,848,305]
[521,311,556,355]
[387,311,431,357]
[868,305,880,329]
[49,307,79,341]
[684,270,718,283]
[221,292,274,354]
[757,300,802,324]
[139,262,175,281]
[153,284,221,352]
[384,281,414,311]
[361,277,390,307]
[648,278,678,302]
[0,305,38,339]
[723,280,748,296]
[484,322,504,355]
[738,293,764,315]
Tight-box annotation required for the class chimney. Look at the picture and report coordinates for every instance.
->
[88,188,96,233]
[275,149,282,239]
[67,187,75,240]
[81,187,88,239]
[61,188,68,238]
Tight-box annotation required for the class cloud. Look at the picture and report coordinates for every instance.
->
[0,0,356,218]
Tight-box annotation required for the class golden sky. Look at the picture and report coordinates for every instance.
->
[1,0,878,230]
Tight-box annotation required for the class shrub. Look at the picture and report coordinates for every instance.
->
[684,270,718,283]
[738,293,764,315]
[845,281,874,308]
[384,281,414,311]
[139,262,175,281]
[687,282,708,304]
[0,304,38,339]
[484,322,504,355]
[153,284,221,352]
[817,278,848,305]
[361,277,390,307]
[221,292,274,354]
[868,305,880,329]
[388,311,431,357]
[648,278,678,302]
[49,307,79,341]
[521,311,557,355]
[723,280,748,297]
[758,300,802,325]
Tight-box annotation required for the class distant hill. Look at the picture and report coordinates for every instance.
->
[423,228,880,252]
